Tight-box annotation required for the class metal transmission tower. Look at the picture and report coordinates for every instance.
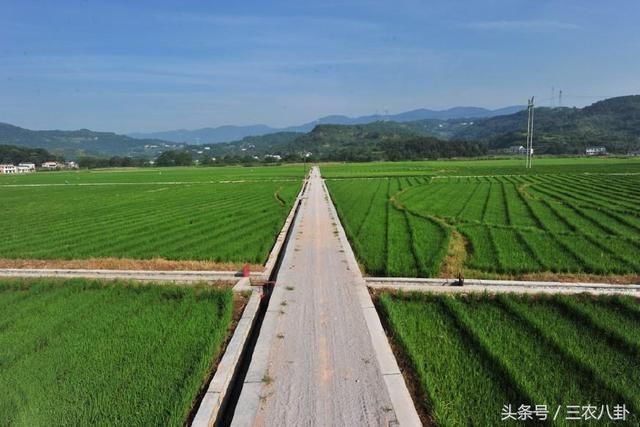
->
[559,90,563,107]
[525,97,535,169]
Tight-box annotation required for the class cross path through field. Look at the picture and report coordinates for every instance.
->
[230,167,420,426]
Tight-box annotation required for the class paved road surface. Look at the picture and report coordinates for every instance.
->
[232,167,403,426]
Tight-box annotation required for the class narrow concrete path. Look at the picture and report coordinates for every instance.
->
[231,167,417,426]
[367,277,640,296]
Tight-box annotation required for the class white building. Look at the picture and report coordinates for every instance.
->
[18,163,36,172]
[41,161,59,169]
[508,145,527,154]
[586,146,607,156]
[16,165,33,173]
[0,164,17,174]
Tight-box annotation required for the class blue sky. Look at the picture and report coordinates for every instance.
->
[1,0,638,133]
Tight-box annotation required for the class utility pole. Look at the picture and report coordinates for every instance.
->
[303,152,307,178]
[525,97,535,169]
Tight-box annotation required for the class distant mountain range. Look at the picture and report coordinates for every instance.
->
[128,105,526,144]
[200,95,640,159]
[2,97,639,159]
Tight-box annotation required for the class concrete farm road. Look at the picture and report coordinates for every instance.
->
[231,167,416,426]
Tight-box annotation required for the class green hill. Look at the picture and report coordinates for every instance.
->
[441,95,640,153]
[0,123,179,158]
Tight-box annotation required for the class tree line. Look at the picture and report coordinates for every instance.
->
[0,145,64,165]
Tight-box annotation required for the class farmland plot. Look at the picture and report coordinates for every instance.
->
[378,292,640,426]
[321,157,640,178]
[329,177,448,277]
[327,162,640,279]
[0,180,300,264]
[0,278,235,426]
[0,164,306,185]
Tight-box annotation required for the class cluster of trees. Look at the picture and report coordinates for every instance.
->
[155,150,193,166]
[77,156,149,169]
[0,144,62,164]
[381,137,488,160]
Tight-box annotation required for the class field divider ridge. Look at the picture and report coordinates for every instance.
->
[320,174,422,427]
[366,277,640,295]
[0,268,259,283]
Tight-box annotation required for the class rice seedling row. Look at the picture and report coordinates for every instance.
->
[0,181,301,263]
[327,164,639,278]
[0,278,235,426]
[378,292,640,426]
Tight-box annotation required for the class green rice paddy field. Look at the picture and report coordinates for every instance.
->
[0,278,234,426]
[0,165,304,264]
[325,158,640,279]
[378,292,640,426]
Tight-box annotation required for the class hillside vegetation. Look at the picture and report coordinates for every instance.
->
[0,144,63,164]
[0,123,177,158]
[2,96,640,161]
[205,96,640,160]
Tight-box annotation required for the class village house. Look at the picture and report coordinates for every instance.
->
[18,163,36,172]
[0,164,17,174]
[508,145,527,154]
[1,163,37,174]
[586,146,607,156]
[41,161,59,170]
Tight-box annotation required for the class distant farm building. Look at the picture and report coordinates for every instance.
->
[265,154,282,161]
[508,145,527,154]
[586,146,607,156]
[18,163,36,171]
[0,164,17,174]
[41,161,59,170]
[0,164,36,174]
